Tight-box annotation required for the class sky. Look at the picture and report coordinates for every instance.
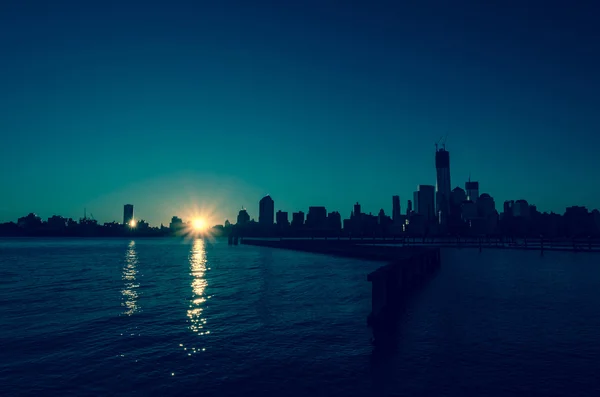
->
[1,0,599,226]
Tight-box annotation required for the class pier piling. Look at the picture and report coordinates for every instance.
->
[367,248,440,345]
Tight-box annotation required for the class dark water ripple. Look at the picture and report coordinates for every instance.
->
[1,238,599,396]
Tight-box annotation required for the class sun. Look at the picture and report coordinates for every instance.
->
[192,218,207,232]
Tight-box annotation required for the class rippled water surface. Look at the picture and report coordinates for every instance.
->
[1,238,599,396]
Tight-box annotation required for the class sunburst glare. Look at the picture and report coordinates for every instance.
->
[172,202,220,243]
[192,218,207,231]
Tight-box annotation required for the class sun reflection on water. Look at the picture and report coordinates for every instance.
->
[176,238,211,360]
[121,240,140,316]
[187,238,209,338]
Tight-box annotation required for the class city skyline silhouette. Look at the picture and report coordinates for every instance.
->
[1,1,599,226]
[1,140,599,229]
[3,140,600,239]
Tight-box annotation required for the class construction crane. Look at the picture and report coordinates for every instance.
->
[435,135,449,151]
[435,136,444,151]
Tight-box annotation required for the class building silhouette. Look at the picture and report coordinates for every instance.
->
[349,210,379,235]
[47,215,68,230]
[276,210,289,227]
[513,199,530,218]
[306,206,327,229]
[123,204,134,226]
[18,213,42,229]
[392,195,401,223]
[465,179,480,202]
[414,185,435,222]
[291,211,305,228]
[435,147,451,222]
[447,186,467,231]
[237,208,250,225]
[478,193,498,234]
[406,200,412,216]
[594,210,600,228]
[169,216,183,233]
[353,202,361,217]
[504,201,514,214]
[563,206,592,237]
[259,195,274,225]
[327,211,342,231]
[378,209,392,232]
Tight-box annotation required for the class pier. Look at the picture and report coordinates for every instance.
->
[240,236,600,253]
[241,238,441,344]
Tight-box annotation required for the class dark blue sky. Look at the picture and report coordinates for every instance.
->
[1,0,599,225]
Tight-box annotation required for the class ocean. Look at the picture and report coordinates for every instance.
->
[1,238,599,396]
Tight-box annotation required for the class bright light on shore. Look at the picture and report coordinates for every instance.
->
[129,220,137,228]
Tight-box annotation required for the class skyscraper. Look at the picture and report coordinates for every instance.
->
[276,210,289,226]
[503,200,514,217]
[414,185,435,222]
[123,204,134,226]
[378,209,387,225]
[291,211,305,228]
[259,195,274,225]
[353,202,361,217]
[237,208,250,225]
[306,206,327,229]
[392,195,401,223]
[435,147,451,220]
[465,179,480,202]
[327,211,342,231]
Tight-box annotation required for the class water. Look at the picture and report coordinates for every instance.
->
[0,238,599,396]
